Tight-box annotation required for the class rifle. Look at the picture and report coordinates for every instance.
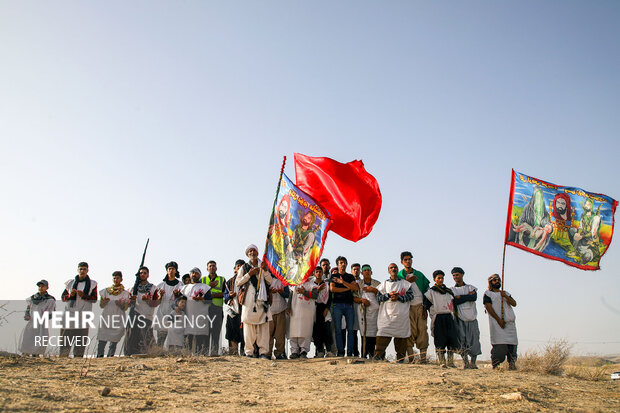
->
[129,240,150,317]
[138,238,150,273]
[124,239,150,355]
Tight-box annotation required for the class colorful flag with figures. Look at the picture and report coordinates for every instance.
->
[264,173,332,285]
[505,170,617,270]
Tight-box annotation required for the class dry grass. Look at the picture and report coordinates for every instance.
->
[565,364,609,381]
[517,339,572,375]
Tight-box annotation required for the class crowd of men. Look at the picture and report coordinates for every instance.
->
[20,245,519,369]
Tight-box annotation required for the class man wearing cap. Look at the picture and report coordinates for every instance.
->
[20,280,56,356]
[181,267,213,355]
[358,264,380,359]
[97,271,131,357]
[451,267,481,369]
[397,251,430,363]
[483,274,518,370]
[330,256,359,357]
[154,261,183,349]
[60,262,98,357]
[200,260,226,356]
[236,244,273,359]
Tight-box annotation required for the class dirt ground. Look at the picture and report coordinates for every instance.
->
[0,355,618,412]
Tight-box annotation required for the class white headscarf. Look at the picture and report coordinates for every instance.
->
[245,244,259,257]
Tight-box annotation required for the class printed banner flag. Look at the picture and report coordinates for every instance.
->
[264,173,332,285]
[505,170,617,270]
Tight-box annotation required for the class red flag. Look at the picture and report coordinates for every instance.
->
[294,153,382,242]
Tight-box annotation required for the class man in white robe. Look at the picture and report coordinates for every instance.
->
[181,267,212,355]
[374,264,414,361]
[60,262,98,357]
[97,271,131,357]
[358,264,380,359]
[154,261,183,348]
[287,274,317,358]
[451,266,481,369]
[236,244,273,359]
[483,274,518,370]
[125,266,160,355]
[20,280,55,356]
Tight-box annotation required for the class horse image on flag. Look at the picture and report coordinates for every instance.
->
[505,170,617,270]
[264,173,331,285]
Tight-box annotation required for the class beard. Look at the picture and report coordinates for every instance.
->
[491,281,501,289]
[556,206,566,215]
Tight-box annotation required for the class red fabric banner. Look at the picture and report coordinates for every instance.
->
[294,153,382,242]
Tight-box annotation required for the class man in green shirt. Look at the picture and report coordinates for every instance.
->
[397,251,430,363]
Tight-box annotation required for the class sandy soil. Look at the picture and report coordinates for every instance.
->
[0,355,618,412]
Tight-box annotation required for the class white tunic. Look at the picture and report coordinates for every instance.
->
[181,283,212,335]
[165,307,186,347]
[410,282,423,306]
[424,288,455,335]
[357,279,380,337]
[315,280,331,322]
[269,277,288,315]
[288,277,316,338]
[132,283,159,320]
[376,279,412,338]
[98,288,131,342]
[63,278,98,320]
[237,262,273,325]
[154,280,183,332]
[225,275,240,318]
[484,290,518,345]
[19,295,56,355]
[451,284,478,322]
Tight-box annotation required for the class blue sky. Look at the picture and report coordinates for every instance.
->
[1,1,619,355]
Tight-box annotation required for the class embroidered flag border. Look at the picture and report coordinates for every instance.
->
[504,170,617,270]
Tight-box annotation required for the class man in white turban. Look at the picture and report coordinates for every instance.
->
[236,244,273,359]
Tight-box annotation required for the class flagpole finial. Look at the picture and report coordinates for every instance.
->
[281,156,286,174]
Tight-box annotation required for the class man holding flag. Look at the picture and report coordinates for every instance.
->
[483,274,518,370]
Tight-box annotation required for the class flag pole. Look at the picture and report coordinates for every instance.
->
[263,156,287,257]
[500,242,506,322]
[500,169,515,324]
